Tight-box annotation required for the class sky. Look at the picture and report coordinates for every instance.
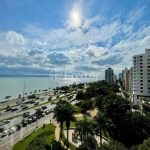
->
[0,0,150,78]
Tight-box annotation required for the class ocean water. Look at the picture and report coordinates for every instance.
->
[0,77,97,102]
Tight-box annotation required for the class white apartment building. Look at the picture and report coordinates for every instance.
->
[105,68,113,83]
[132,48,150,105]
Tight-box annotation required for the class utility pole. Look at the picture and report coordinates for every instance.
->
[23,82,25,100]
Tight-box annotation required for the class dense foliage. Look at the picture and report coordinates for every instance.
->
[26,131,53,150]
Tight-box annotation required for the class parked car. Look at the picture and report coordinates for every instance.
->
[23,122,28,127]
[34,102,39,106]
[28,118,33,124]
[9,126,17,135]
[28,114,34,118]
[22,112,30,117]
[32,116,37,121]
[41,98,44,101]
[45,110,50,115]
[42,113,45,117]
[5,108,12,112]
[22,106,28,110]
[17,124,22,130]
[11,108,18,112]
[42,105,47,110]
[20,104,26,107]
[1,130,8,137]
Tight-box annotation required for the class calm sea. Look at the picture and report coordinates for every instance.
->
[0,77,98,102]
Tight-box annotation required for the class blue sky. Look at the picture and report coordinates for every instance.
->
[0,0,150,77]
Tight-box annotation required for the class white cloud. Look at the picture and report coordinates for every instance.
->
[6,31,26,45]
[126,6,146,23]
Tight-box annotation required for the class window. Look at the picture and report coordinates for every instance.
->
[140,87,143,89]
[140,66,143,68]
[147,59,150,61]
[140,63,143,65]
[140,76,143,78]
[140,73,143,75]
[148,80,150,82]
[148,73,150,75]
[140,56,143,58]
[140,59,143,61]
[148,87,150,90]
[141,91,143,93]
[140,80,143,82]
[148,66,150,68]
[141,84,143,85]
[140,70,143,72]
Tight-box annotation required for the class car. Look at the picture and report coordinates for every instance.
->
[30,101,36,104]
[28,118,32,124]
[11,108,18,112]
[22,106,28,110]
[51,102,55,104]
[45,110,50,115]
[28,114,34,118]
[5,108,12,112]
[41,113,45,117]
[22,112,30,117]
[9,126,17,135]
[1,130,8,137]
[42,105,47,110]
[17,124,22,130]
[23,122,28,127]
[32,116,37,121]
[1,120,10,125]
[41,98,44,101]
[20,104,26,107]
[34,102,39,106]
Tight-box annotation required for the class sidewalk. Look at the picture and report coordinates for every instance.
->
[63,128,108,147]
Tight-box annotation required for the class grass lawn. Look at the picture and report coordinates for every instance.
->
[46,132,55,145]
[0,114,21,123]
[63,121,76,128]
[74,107,83,114]
[13,124,55,150]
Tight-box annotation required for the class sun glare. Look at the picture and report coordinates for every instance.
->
[72,12,79,21]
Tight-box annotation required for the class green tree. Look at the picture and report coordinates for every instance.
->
[53,100,74,144]
[5,96,11,100]
[76,136,98,150]
[99,140,128,150]
[75,116,93,143]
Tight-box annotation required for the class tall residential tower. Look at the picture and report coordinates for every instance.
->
[105,68,113,83]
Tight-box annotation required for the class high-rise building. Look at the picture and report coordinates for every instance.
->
[105,68,113,83]
[113,73,117,83]
[126,71,130,91]
[118,73,122,81]
[129,67,133,93]
[122,68,128,89]
[132,48,150,105]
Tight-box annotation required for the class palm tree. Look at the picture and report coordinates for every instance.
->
[34,90,37,95]
[75,115,93,143]
[93,111,106,146]
[25,93,27,98]
[53,100,67,141]
[53,100,76,149]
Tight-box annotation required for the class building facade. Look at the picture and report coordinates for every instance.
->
[105,68,113,83]
[132,48,150,105]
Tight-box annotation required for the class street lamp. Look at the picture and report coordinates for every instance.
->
[23,82,25,101]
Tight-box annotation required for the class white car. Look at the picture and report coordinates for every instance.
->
[42,113,45,117]
[2,130,8,137]
[9,126,17,134]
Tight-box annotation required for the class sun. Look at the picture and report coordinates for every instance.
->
[72,12,79,21]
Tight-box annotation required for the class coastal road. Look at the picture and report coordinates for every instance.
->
[0,94,77,129]
[0,99,78,148]
[0,112,55,147]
